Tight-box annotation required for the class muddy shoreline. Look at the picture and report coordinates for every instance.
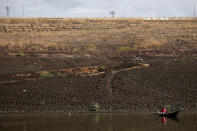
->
[0,55,197,113]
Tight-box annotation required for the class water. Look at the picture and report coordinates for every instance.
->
[0,113,196,131]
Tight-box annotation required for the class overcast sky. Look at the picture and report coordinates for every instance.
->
[0,0,196,17]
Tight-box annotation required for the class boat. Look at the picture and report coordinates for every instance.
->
[158,111,179,117]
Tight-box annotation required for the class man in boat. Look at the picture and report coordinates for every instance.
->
[161,106,167,114]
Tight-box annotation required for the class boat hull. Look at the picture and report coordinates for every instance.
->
[159,111,179,117]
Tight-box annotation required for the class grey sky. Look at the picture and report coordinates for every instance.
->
[0,0,196,17]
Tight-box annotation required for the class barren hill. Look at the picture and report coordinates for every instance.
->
[0,18,197,57]
[0,18,197,113]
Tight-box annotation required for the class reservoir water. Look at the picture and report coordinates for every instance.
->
[0,113,196,131]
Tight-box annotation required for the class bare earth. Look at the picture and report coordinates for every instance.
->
[0,18,197,113]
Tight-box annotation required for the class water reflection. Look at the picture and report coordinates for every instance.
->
[0,113,196,131]
[161,117,179,125]
[162,117,167,124]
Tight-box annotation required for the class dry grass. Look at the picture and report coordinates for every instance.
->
[139,38,166,48]
[0,18,197,57]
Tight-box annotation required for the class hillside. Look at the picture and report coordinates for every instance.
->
[0,18,197,113]
[0,18,197,57]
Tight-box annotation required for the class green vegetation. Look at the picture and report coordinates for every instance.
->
[118,46,132,52]
[17,51,24,56]
[117,45,138,52]
[93,103,100,112]
[165,105,171,111]
[133,44,138,50]
[100,65,105,70]
[85,43,95,51]
[40,72,54,78]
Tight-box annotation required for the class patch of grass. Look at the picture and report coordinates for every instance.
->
[100,65,105,70]
[17,51,24,56]
[165,105,171,111]
[133,44,138,50]
[118,46,132,52]
[93,103,100,112]
[85,43,95,51]
[40,72,54,78]
[117,46,138,52]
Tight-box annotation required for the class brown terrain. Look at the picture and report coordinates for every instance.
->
[0,18,197,113]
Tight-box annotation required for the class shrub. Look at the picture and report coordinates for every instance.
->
[100,65,105,70]
[40,72,54,78]
[93,103,100,112]
[117,46,138,52]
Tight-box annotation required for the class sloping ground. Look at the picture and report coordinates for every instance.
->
[0,18,197,57]
[0,18,197,113]
[0,61,146,85]
[0,66,104,84]
[0,56,196,113]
